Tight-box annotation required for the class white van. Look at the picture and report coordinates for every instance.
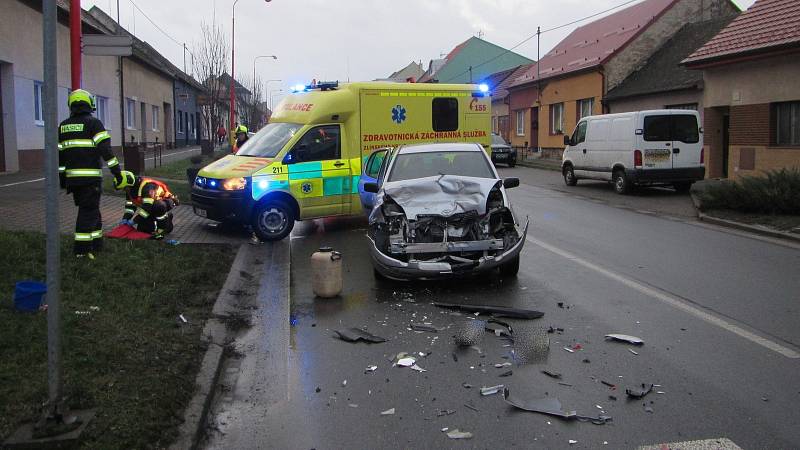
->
[561,110,704,194]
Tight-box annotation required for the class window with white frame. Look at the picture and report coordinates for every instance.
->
[95,96,109,128]
[33,81,44,125]
[775,101,800,146]
[152,105,160,132]
[550,103,565,134]
[516,110,524,136]
[577,98,594,120]
[126,98,136,129]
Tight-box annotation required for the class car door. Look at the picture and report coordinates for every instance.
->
[282,124,348,218]
[641,114,674,171]
[570,120,588,176]
[669,112,701,169]
[358,148,388,212]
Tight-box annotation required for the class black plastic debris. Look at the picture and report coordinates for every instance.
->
[542,369,562,379]
[434,302,544,319]
[503,388,611,425]
[499,370,513,377]
[454,320,486,346]
[547,326,565,334]
[464,402,480,412]
[626,383,654,399]
[411,323,442,333]
[436,409,456,417]
[334,328,387,343]
[605,334,645,345]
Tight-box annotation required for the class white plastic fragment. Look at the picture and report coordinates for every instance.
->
[381,408,395,415]
[342,380,347,386]
[628,348,639,355]
[348,404,358,408]
[480,385,504,396]
[563,347,575,353]
[365,365,378,373]
[397,357,416,367]
[410,364,427,373]
[441,427,449,432]
[569,440,578,445]
[89,306,100,311]
[179,314,188,323]
[446,429,473,439]
[494,362,512,368]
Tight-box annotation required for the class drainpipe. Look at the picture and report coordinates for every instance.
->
[69,0,82,89]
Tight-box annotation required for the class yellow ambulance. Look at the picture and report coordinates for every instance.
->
[191,81,492,240]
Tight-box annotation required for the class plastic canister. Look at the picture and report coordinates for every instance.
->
[13,281,47,312]
[311,247,342,298]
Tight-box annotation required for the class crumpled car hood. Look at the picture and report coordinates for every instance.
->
[381,175,501,220]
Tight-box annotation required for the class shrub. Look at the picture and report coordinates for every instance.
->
[699,168,800,215]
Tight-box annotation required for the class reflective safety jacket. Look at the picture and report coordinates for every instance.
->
[58,111,121,187]
[124,178,176,220]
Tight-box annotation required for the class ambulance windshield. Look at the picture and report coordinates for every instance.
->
[237,122,302,157]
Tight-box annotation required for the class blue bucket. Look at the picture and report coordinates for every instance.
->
[13,281,47,312]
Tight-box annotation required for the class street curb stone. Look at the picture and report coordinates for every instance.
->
[169,244,253,450]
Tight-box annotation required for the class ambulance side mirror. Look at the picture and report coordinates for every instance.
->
[363,182,379,193]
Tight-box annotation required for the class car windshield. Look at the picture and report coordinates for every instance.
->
[236,122,302,157]
[388,150,495,182]
[491,134,508,146]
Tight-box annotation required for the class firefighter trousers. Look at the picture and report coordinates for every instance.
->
[123,200,174,236]
[71,182,103,254]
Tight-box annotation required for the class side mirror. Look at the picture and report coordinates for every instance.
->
[563,135,571,146]
[503,177,520,189]
[363,182,379,193]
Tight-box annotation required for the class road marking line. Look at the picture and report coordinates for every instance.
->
[526,236,800,359]
[0,177,45,188]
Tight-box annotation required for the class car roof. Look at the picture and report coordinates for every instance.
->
[397,142,484,154]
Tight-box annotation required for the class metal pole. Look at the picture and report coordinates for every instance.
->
[117,0,125,148]
[229,0,239,146]
[43,0,62,418]
[536,26,541,155]
[70,0,82,90]
[183,43,187,73]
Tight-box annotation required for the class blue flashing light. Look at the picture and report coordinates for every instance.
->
[478,83,489,93]
[258,180,268,189]
[292,84,306,93]
[209,180,217,187]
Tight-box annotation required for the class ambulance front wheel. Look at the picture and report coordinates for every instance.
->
[252,201,295,241]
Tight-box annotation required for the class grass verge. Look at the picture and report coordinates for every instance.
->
[0,230,235,448]
[143,149,229,181]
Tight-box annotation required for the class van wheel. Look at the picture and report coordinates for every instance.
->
[499,254,520,277]
[252,201,295,241]
[673,182,692,193]
[613,170,630,195]
[563,165,578,186]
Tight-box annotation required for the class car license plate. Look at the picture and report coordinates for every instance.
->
[194,207,207,218]
[495,153,507,159]
[645,149,671,161]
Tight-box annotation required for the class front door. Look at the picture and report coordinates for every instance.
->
[641,114,673,170]
[358,148,388,212]
[530,107,539,150]
[722,114,730,178]
[284,124,349,218]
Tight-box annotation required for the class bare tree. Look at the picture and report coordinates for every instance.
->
[239,73,265,131]
[193,21,228,141]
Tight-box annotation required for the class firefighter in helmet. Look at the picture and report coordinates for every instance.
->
[234,124,249,151]
[59,89,123,259]
[116,170,178,239]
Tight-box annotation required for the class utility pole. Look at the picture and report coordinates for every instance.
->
[184,43,187,73]
[70,0,82,89]
[44,0,63,421]
[537,26,541,155]
[117,0,126,146]
[229,0,239,146]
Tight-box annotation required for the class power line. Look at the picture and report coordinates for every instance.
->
[440,0,642,83]
[126,0,193,57]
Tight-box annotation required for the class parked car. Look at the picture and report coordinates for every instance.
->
[361,142,528,280]
[561,110,704,194]
[490,133,516,167]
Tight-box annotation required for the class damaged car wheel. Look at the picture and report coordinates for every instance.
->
[499,254,520,277]
[252,200,295,241]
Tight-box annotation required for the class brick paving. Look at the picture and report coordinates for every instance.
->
[0,184,250,245]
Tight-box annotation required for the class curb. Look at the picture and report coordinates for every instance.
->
[697,212,800,244]
[516,160,561,171]
[169,244,257,450]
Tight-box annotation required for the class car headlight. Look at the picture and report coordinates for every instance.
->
[222,177,247,190]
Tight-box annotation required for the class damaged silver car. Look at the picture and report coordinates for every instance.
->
[362,143,528,280]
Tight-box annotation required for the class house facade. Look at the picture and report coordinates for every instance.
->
[683,0,800,179]
[0,0,120,172]
[479,66,525,142]
[419,37,532,84]
[506,0,739,158]
[174,72,203,147]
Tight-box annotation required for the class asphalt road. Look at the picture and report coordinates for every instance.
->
[204,168,800,450]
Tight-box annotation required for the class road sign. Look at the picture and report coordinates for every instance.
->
[82,34,132,56]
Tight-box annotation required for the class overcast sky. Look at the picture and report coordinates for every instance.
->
[82,0,755,103]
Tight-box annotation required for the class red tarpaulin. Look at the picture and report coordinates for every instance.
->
[105,224,152,240]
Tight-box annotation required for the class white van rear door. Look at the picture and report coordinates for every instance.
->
[670,112,702,169]
[641,114,674,170]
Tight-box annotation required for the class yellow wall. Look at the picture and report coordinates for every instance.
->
[728,146,800,180]
[538,71,603,149]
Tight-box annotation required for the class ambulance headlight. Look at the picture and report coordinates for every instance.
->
[222,177,247,190]
[292,84,306,92]
[478,83,489,93]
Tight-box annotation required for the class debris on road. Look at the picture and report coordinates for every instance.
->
[563,347,575,353]
[410,323,442,333]
[446,429,473,439]
[381,408,395,416]
[503,388,612,425]
[547,326,565,334]
[601,380,617,389]
[480,385,504,396]
[341,380,347,387]
[628,348,639,355]
[542,369,562,379]
[410,364,427,373]
[569,440,578,445]
[605,334,644,345]
[434,302,544,319]
[494,362,512,368]
[499,370,513,377]
[436,409,456,417]
[365,365,378,373]
[464,402,480,412]
[462,383,473,389]
[334,328,387,343]
[626,383,654,399]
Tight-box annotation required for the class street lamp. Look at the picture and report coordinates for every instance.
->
[230,0,271,142]
[270,89,283,111]
[265,79,281,110]
[252,56,278,104]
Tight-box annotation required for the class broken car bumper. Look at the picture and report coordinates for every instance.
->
[368,219,529,280]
